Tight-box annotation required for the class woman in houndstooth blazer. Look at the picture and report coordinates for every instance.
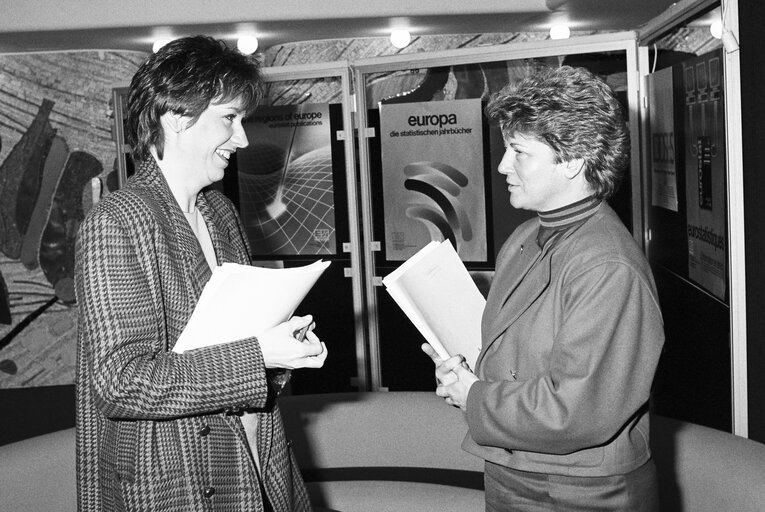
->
[75,36,327,511]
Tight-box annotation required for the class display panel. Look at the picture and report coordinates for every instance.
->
[642,6,732,433]
[379,98,488,262]
[683,51,726,301]
[237,103,338,256]
[222,72,362,394]
[358,47,636,391]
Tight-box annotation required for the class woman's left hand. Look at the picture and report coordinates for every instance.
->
[258,315,327,369]
[421,343,479,412]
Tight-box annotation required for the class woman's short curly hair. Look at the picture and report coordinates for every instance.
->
[486,65,629,200]
[126,35,263,163]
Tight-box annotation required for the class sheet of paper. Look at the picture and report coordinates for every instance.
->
[173,260,330,353]
[382,240,484,370]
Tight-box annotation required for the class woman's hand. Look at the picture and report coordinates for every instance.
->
[421,343,478,411]
[258,315,327,369]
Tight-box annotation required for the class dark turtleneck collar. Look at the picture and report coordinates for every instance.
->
[536,195,601,248]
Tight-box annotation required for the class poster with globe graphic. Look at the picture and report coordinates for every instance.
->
[237,103,336,256]
[380,98,487,262]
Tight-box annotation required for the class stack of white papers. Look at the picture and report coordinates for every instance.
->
[382,240,484,370]
[173,260,330,353]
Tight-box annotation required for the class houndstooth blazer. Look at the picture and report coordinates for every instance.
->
[75,157,311,511]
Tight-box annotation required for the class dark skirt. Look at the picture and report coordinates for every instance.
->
[484,458,659,512]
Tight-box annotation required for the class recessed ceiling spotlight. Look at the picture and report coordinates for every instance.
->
[390,29,412,49]
[549,25,571,40]
[152,38,173,53]
[237,35,259,54]
[710,20,723,39]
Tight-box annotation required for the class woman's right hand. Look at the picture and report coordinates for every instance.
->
[258,315,327,370]
[422,343,477,411]
[422,343,460,386]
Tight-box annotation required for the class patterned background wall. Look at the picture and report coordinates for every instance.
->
[0,50,146,388]
[262,33,551,67]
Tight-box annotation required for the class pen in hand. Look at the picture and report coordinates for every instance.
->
[294,324,310,342]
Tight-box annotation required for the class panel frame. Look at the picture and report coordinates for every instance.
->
[259,62,371,390]
[351,33,643,390]
[638,0,747,436]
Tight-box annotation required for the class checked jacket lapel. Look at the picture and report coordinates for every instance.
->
[197,189,279,480]
[130,160,212,346]
[129,159,279,488]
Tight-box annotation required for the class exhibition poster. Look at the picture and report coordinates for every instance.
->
[379,98,487,262]
[236,103,337,256]
[684,51,727,300]
[648,67,679,212]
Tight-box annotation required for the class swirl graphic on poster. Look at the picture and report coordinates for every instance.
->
[402,161,472,254]
[379,98,487,262]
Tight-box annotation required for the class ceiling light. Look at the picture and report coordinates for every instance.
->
[152,38,173,53]
[237,35,259,54]
[710,20,723,39]
[549,25,571,40]
[390,30,412,49]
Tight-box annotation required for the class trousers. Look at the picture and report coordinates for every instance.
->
[484,458,659,512]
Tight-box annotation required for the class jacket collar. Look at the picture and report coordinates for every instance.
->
[477,223,547,369]
[476,205,604,369]
[131,157,216,299]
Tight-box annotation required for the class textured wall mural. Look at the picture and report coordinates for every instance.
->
[261,32,557,106]
[0,50,146,388]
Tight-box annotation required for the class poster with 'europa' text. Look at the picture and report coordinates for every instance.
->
[379,99,487,262]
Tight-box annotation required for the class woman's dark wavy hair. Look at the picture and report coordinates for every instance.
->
[486,65,629,200]
[126,35,263,162]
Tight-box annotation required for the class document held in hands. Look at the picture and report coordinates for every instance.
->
[382,240,484,371]
[173,260,330,353]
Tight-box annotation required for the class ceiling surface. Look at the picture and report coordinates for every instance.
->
[0,0,694,54]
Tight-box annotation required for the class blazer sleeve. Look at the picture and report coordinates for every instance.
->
[75,205,270,421]
[466,256,664,455]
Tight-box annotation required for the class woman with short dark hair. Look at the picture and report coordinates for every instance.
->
[76,35,325,512]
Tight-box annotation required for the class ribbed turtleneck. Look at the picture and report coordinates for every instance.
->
[536,195,601,248]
